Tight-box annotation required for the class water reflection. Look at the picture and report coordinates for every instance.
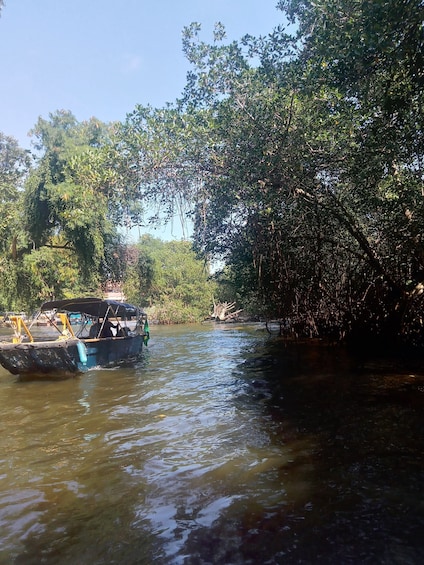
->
[0,325,423,564]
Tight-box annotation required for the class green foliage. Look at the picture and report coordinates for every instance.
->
[0,113,137,309]
[0,257,19,311]
[124,235,216,323]
[0,133,32,258]
[24,111,124,283]
[272,0,424,344]
[21,245,91,310]
[0,240,93,312]
[131,4,424,343]
[115,104,207,235]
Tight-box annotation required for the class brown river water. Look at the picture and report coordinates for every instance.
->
[0,323,423,564]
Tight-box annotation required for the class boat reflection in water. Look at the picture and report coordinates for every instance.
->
[0,297,149,378]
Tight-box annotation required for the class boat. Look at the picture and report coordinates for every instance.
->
[0,297,149,377]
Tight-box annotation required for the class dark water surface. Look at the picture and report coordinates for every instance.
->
[0,323,423,564]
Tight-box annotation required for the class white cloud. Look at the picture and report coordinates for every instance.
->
[121,54,143,74]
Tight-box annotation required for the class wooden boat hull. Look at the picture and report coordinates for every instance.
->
[0,335,144,377]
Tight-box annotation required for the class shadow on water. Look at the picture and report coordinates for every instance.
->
[170,338,424,565]
[210,339,424,565]
[0,325,423,564]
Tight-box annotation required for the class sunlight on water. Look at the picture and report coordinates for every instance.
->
[0,324,423,564]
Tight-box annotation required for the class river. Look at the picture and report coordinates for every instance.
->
[0,323,423,564]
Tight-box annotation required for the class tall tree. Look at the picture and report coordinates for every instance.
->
[0,132,31,258]
[0,133,32,310]
[157,2,424,344]
[275,0,424,344]
[23,110,123,286]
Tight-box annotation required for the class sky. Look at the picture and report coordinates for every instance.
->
[0,0,286,239]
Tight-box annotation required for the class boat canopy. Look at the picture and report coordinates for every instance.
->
[40,298,141,319]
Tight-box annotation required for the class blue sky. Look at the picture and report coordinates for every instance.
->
[1,0,285,150]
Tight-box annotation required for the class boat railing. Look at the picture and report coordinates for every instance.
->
[8,315,34,343]
[7,313,77,343]
[4,308,149,345]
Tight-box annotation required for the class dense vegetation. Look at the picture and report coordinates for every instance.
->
[124,235,216,324]
[1,0,423,346]
[0,116,215,319]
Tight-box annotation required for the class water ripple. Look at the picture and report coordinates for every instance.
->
[1,325,423,564]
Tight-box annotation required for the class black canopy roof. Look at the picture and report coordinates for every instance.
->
[40,297,141,319]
